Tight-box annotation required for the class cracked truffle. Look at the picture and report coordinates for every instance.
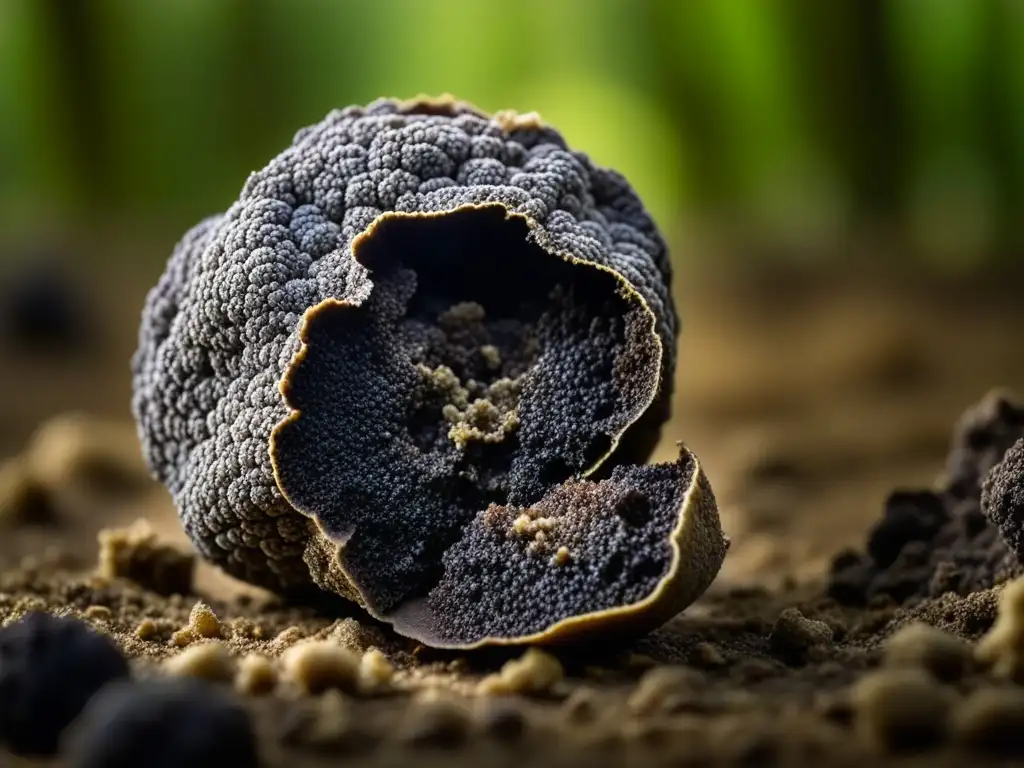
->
[65,678,260,768]
[0,611,131,756]
[132,96,725,648]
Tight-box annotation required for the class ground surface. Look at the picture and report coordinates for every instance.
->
[3,256,1024,766]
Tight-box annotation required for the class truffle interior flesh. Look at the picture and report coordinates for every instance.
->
[270,204,720,647]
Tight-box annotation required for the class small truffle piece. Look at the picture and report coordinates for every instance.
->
[0,611,130,756]
[132,98,726,648]
[975,577,1024,679]
[65,678,260,768]
[281,640,360,695]
[97,519,195,596]
[851,669,953,754]
[882,621,971,682]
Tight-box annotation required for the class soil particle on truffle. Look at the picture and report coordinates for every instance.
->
[65,678,260,768]
[0,611,130,756]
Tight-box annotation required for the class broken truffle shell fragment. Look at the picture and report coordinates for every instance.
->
[132,96,725,647]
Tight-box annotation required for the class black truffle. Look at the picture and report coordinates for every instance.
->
[132,96,727,648]
[65,678,260,768]
[0,611,130,756]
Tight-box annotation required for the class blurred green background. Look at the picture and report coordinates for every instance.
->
[0,0,1022,270]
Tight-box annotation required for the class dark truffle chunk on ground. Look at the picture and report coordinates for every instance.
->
[65,678,260,768]
[829,390,1024,606]
[0,611,130,756]
[388,449,722,647]
[981,437,1024,560]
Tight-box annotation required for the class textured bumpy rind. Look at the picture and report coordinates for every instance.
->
[131,97,682,597]
[983,437,1024,560]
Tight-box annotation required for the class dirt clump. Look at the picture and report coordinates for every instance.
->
[829,390,1024,606]
[97,519,194,596]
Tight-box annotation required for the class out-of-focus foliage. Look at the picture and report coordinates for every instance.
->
[0,0,1022,265]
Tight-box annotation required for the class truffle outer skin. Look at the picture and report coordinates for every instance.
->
[983,437,1024,560]
[131,96,678,594]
